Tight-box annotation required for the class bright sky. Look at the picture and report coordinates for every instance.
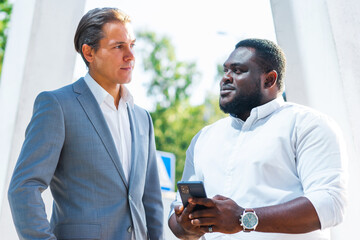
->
[75,0,277,110]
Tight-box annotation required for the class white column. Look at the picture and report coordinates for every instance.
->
[0,0,86,237]
[270,0,360,239]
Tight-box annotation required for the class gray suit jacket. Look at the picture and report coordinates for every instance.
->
[8,78,164,239]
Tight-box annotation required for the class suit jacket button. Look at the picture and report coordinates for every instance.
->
[127,226,133,232]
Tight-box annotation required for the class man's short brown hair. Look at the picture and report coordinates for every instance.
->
[74,8,131,67]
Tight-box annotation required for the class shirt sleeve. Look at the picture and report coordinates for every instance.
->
[296,114,348,229]
[168,130,203,219]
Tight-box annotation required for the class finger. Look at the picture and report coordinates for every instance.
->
[182,202,195,216]
[190,197,216,208]
[191,217,217,227]
[213,194,228,200]
[189,208,216,219]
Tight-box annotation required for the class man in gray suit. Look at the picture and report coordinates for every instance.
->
[8,8,164,240]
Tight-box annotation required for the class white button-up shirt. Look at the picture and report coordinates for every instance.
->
[84,73,133,182]
[172,97,347,240]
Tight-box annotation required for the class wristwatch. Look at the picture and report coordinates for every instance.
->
[240,208,258,232]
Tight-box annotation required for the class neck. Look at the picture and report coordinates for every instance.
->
[101,83,121,109]
[88,72,122,109]
[113,86,121,109]
[237,112,251,121]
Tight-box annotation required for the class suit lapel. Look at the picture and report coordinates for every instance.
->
[127,103,138,190]
[73,79,128,188]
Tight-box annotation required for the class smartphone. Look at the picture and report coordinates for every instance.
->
[177,181,207,211]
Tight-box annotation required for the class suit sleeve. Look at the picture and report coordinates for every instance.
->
[142,111,164,240]
[8,91,65,240]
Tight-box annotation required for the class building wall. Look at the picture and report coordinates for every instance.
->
[271,0,360,239]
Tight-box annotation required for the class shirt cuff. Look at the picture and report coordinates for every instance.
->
[168,191,182,220]
[304,190,343,229]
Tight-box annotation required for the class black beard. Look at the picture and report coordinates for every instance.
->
[219,89,262,117]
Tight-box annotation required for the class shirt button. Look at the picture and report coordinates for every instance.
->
[127,226,132,232]
[128,195,132,201]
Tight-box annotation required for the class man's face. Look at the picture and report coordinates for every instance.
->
[88,21,136,87]
[219,47,265,119]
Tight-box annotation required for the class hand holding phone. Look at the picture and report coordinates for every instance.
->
[177,181,207,211]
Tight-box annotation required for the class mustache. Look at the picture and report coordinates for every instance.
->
[220,84,235,91]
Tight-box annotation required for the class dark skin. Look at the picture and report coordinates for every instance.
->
[219,46,277,121]
[168,47,321,238]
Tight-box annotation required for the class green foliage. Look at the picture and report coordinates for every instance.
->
[137,31,198,108]
[150,101,205,182]
[0,0,12,76]
[137,31,226,185]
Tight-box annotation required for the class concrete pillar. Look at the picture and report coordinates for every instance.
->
[0,0,86,237]
[270,0,360,239]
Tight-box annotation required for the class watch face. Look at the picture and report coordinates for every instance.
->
[242,212,258,229]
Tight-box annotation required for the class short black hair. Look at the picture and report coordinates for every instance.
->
[235,38,286,91]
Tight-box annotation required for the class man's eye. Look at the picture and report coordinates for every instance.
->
[115,45,123,49]
[130,43,136,48]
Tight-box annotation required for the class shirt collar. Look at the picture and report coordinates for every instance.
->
[230,96,285,125]
[255,96,285,119]
[120,83,134,108]
[84,72,134,109]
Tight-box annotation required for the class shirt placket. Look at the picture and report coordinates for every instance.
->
[224,114,257,196]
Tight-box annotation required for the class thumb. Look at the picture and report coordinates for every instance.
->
[174,205,184,215]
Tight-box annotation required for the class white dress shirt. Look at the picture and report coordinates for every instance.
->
[84,73,133,182]
[172,97,347,240]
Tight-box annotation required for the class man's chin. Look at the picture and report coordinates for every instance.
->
[219,96,232,107]
[219,100,231,114]
[118,78,132,85]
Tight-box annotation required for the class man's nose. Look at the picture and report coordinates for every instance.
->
[124,48,135,61]
[221,70,233,84]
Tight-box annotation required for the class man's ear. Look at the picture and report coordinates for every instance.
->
[264,70,278,89]
[82,44,94,63]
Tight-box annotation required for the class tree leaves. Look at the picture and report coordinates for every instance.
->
[137,31,226,185]
[0,0,12,77]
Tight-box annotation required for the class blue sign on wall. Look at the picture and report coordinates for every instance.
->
[156,151,176,192]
